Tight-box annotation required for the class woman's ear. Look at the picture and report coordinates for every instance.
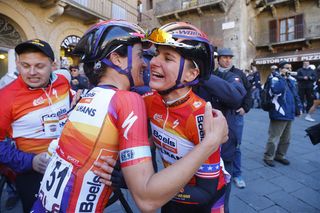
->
[184,62,200,83]
[109,52,122,67]
[109,52,127,69]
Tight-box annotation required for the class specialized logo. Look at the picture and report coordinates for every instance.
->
[52,88,58,99]
[121,111,138,140]
[172,119,179,129]
[196,115,204,142]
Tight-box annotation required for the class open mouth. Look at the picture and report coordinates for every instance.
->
[28,77,40,83]
[151,71,164,79]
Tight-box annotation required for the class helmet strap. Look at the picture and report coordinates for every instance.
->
[101,45,135,88]
[158,57,199,95]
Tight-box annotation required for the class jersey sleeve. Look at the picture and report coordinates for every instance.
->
[0,88,13,140]
[0,87,35,172]
[111,91,151,168]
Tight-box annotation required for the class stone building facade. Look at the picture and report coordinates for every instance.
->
[139,0,320,81]
[253,0,320,80]
[139,0,255,70]
[0,0,138,78]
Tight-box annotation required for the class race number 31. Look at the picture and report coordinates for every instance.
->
[38,154,72,212]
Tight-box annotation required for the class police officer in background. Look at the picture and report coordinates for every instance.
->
[194,47,247,213]
[216,48,252,191]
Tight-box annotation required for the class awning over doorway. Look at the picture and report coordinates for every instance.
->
[254,50,320,65]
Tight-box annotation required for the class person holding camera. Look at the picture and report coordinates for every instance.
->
[263,60,302,167]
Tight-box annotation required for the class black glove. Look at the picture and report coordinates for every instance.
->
[111,160,127,189]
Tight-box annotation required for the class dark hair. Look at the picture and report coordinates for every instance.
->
[175,40,205,76]
[69,65,79,70]
[107,44,128,58]
[84,44,129,86]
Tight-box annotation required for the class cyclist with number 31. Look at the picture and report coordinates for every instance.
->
[31,20,228,213]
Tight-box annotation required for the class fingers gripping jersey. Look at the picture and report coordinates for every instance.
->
[144,91,225,202]
[0,74,71,154]
[34,86,151,213]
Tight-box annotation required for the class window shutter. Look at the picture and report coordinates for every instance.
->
[269,20,277,43]
[295,14,304,39]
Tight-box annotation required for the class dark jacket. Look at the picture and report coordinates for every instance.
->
[71,75,89,91]
[229,66,253,113]
[269,71,302,121]
[194,71,246,162]
[0,138,34,173]
[316,68,320,92]
[250,71,262,90]
[296,67,317,89]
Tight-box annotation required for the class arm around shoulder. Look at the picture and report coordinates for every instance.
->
[121,103,228,212]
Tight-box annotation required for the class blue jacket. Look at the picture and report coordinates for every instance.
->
[194,71,247,162]
[71,75,90,91]
[296,67,317,89]
[0,138,34,173]
[251,71,262,90]
[229,66,253,113]
[269,71,302,121]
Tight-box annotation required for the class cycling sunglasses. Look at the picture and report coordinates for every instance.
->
[144,28,194,49]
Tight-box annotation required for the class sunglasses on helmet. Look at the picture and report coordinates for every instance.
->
[144,28,194,49]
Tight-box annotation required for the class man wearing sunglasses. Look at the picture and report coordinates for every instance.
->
[31,20,228,213]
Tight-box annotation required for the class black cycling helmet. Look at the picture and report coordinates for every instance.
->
[145,22,214,94]
[72,20,145,87]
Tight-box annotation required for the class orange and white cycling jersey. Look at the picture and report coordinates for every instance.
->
[33,85,151,213]
[144,91,224,188]
[0,73,71,154]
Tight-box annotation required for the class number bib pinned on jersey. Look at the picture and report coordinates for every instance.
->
[38,153,72,212]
